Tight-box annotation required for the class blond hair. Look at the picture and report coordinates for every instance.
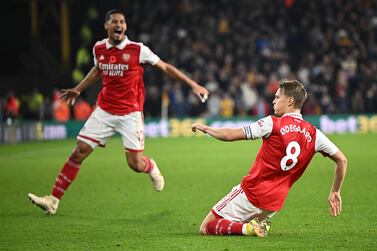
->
[279,80,307,109]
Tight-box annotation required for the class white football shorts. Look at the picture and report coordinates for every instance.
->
[212,184,276,222]
[77,107,144,152]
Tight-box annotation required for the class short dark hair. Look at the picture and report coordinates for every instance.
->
[279,80,307,109]
[105,9,126,22]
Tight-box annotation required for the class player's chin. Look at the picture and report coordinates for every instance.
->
[112,33,124,42]
[274,109,282,116]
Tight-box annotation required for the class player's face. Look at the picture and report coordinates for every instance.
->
[105,13,127,44]
[273,88,292,116]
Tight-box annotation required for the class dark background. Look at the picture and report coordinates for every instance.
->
[1,0,376,117]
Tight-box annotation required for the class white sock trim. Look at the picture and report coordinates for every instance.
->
[242,223,248,235]
[50,195,60,203]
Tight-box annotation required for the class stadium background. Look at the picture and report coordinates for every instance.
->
[0,1,376,250]
[1,0,377,136]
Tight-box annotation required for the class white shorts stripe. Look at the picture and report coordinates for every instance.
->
[212,184,276,223]
[216,187,242,211]
[215,187,240,210]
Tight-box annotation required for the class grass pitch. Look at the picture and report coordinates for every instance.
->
[0,134,376,250]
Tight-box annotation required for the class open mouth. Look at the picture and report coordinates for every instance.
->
[113,28,123,40]
[114,28,123,35]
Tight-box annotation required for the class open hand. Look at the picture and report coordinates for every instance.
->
[59,88,81,105]
[328,192,342,217]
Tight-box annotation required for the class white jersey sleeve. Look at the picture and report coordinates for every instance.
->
[140,44,160,65]
[242,116,273,140]
[315,129,339,156]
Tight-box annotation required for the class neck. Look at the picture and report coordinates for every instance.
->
[285,108,301,115]
[108,37,125,46]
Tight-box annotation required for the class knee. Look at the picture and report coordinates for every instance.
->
[199,221,208,235]
[199,226,207,235]
[71,143,92,163]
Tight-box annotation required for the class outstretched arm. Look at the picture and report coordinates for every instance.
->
[154,60,209,102]
[328,150,347,217]
[60,67,101,105]
[192,123,245,141]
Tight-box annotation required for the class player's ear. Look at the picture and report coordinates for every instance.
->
[104,22,108,31]
[288,96,295,107]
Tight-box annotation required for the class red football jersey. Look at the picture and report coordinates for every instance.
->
[92,37,160,115]
[241,113,338,211]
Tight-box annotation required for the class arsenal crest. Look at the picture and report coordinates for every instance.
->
[122,53,130,62]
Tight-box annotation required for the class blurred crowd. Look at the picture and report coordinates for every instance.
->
[0,90,93,123]
[141,0,377,118]
[2,0,377,122]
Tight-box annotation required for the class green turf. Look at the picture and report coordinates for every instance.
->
[0,134,376,250]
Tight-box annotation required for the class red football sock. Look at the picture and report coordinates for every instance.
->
[51,158,81,199]
[206,218,244,235]
[142,156,154,173]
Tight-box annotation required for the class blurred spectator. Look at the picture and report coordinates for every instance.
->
[278,61,291,79]
[4,0,377,118]
[52,90,70,122]
[207,91,221,118]
[144,85,162,118]
[41,97,53,120]
[73,97,92,121]
[336,89,349,114]
[266,74,279,101]
[228,82,244,116]
[240,80,258,115]
[169,82,187,118]
[302,95,321,115]
[205,74,220,94]
[4,92,20,119]
[352,90,365,114]
[187,92,204,117]
[321,92,335,114]
[0,97,3,122]
[297,64,310,86]
[28,89,44,120]
[252,96,270,117]
[220,93,234,118]
[365,84,377,113]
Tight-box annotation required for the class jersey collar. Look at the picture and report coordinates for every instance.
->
[105,36,129,50]
[283,112,303,119]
